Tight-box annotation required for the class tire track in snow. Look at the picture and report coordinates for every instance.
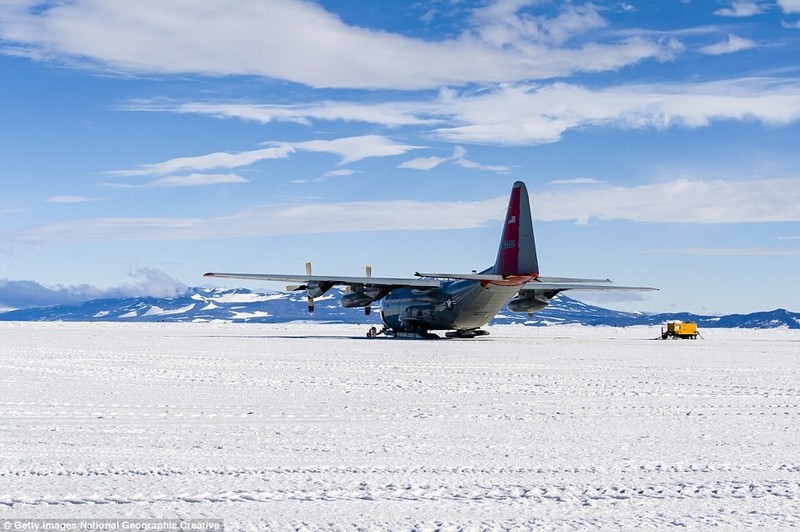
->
[2,463,799,478]
[2,479,798,509]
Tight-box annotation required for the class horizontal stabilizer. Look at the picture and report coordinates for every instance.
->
[415,272,615,284]
[522,281,658,292]
[535,276,612,284]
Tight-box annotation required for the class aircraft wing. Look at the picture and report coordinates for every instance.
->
[204,272,441,288]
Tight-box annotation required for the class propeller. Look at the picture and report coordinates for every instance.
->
[365,264,372,315]
[306,261,314,312]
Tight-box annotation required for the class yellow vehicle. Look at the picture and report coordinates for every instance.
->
[661,321,699,339]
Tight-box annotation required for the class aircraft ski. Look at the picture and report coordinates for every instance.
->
[205,181,656,338]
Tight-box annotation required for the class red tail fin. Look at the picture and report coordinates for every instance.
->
[493,181,539,276]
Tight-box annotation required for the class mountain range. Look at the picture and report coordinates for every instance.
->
[1,287,798,329]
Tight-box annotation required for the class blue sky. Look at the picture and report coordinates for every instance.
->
[1,0,799,315]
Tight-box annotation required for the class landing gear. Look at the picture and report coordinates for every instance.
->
[382,323,439,339]
[445,329,490,339]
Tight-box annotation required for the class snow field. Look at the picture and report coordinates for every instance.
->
[0,322,798,529]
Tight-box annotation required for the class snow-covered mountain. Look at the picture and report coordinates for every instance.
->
[1,287,798,329]
[0,287,364,324]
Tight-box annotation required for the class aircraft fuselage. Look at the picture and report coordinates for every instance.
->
[379,279,523,334]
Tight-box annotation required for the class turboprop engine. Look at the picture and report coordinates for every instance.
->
[306,280,334,299]
[340,286,390,309]
[507,290,551,313]
[286,262,336,312]
[340,291,377,308]
[339,265,387,315]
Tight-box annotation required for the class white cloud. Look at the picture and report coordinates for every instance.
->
[431,78,800,145]
[5,177,800,249]
[129,100,434,127]
[643,247,800,256]
[293,136,421,165]
[0,268,187,309]
[699,34,756,55]
[292,169,355,184]
[0,207,26,218]
[110,146,293,177]
[323,169,354,178]
[110,136,418,183]
[150,78,800,147]
[714,1,766,17]
[3,196,509,248]
[778,0,800,14]
[101,174,249,189]
[46,195,96,203]
[470,1,607,47]
[549,178,605,185]
[0,0,676,89]
[453,156,512,173]
[146,173,249,188]
[532,177,800,224]
[398,156,451,171]
[398,146,511,173]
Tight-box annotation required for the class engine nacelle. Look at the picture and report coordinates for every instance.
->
[507,293,549,313]
[306,281,334,298]
[341,285,391,308]
[340,291,378,308]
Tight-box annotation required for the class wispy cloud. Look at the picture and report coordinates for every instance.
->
[0,0,676,89]
[778,0,800,14]
[398,155,451,171]
[126,99,434,127]
[291,169,355,185]
[103,173,250,189]
[293,136,421,165]
[109,146,293,177]
[110,136,419,183]
[714,1,767,17]
[3,197,509,249]
[431,78,800,145]
[46,195,97,203]
[5,176,800,250]
[0,207,26,217]
[398,146,510,173]
[452,146,512,173]
[699,34,756,55]
[470,1,608,47]
[533,177,800,224]
[322,169,355,179]
[644,247,800,256]
[145,78,800,147]
[549,178,605,185]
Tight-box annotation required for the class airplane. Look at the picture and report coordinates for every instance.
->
[205,181,656,338]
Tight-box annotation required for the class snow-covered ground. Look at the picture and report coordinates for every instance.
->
[1,322,798,530]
